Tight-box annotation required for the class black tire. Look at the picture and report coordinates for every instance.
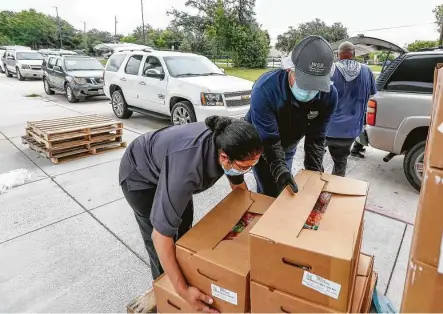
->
[43,78,55,95]
[111,89,133,119]
[403,141,426,192]
[16,68,25,81]
[171,101,197,125]
[5,67,12,78]
[0,65,4,73]
[65,83,78,103]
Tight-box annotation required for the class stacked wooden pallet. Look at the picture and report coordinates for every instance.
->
[22,115,126,164]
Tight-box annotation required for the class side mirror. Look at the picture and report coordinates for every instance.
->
[53,66,61,71]
[146,72,165,80]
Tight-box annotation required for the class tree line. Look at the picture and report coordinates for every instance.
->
[1,3,443,67]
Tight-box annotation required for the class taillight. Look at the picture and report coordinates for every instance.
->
[367,99,377,126]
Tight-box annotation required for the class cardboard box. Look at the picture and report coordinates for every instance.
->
[361,272,377,313]
[410,166,443,270]
[401,260,443,313]
[250,170,368,312]
[250,253,374,313]
[427,65,443,170]
[154,274,191,313]
[175,189,274,313]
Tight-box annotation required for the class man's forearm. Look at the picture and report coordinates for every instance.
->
[304,136,325,172]
[264,141,290,181]
[152,230,188,296]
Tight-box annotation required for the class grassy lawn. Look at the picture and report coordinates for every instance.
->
[368,65,382,73]
[223,67,270,82]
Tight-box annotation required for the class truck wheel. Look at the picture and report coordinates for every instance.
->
[111,90,133,119]
[403,141,425,191]
[65,83,78,103]
[16,68,25,81]
[43,78,55,95]
[171,101,197,125]
[5,67,12,78]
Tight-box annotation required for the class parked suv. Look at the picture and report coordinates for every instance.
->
[4,49,44,80]
[42,55,105,103]
[366,50,443,191]
[103,49,253,124]
[1,46,31,73]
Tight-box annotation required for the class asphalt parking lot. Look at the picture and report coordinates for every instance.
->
[0,75,418,311]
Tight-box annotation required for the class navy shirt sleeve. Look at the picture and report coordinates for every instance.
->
[150,149,200,237]
[249,88,280,145]
[370,70,377,95]
[307,86,338,138]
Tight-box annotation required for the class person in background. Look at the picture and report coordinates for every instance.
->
[246,35,338,197]
[325,41,377,176]
[119,116,263,313]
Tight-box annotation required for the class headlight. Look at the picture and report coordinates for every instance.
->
[73,77,87,85]
[21,64,31,69]
[201,93,224,106]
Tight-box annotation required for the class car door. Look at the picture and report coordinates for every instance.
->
[6,51,15,72]
[52,58,65,89]
[137,55,167,112]
[121,54,143,106]
[45,57,56,86]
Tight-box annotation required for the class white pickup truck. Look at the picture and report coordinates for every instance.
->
[103,49,254,124]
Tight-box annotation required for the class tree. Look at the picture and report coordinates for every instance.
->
[276,18,348,53]
[231,25,268,68]
[434,5,443,35]
[407,40,438,52]
[179,37,192,52]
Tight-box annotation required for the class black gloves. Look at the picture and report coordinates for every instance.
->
[277,172,299,194]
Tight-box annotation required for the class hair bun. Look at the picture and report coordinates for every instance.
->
[205,116,233,134]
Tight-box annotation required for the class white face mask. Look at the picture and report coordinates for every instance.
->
[291,80,319,102]
[222,161,250,176]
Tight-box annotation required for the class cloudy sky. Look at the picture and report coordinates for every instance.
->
[2,0,441,47]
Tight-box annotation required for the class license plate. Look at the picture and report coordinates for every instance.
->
[98,89,104,95]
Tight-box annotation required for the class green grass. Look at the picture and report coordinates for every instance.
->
[223,67,270,82]
[368,65,382,73]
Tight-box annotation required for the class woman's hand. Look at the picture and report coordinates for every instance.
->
[180,286,218,313]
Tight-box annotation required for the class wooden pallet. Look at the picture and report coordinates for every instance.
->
[22,135,126,164]
[127,289,157,313]
[27,115,123,143]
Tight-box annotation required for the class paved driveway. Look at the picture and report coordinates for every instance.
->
[0,76,417,311]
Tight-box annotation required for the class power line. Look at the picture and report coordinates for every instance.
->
[350,22,436,33]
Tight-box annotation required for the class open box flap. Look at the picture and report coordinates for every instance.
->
[248,192,275,214]
[320,172,368,196]
[177,189,253,252]
[358,254,374,276]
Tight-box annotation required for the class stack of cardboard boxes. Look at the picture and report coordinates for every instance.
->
[400,65,443,313]
[154,170,375,313]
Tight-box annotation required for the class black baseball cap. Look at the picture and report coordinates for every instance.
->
[291,35,334,92]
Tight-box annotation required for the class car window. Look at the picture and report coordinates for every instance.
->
[125,55,143,75]
[386,55,443,93]
[142,56,164,77]
[106,54,126,72]
[16,51,44,60]
[163,56,224,77]
[49,57,56,68]
[64,58,104,71]
[55,59,62,67]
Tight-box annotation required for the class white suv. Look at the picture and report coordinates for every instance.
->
[103,49,253,124]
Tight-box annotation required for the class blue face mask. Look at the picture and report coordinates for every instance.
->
[222,161,254,176]
[291,81,319,103]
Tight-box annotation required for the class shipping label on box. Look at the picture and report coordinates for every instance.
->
[250,253,374,313]
[250,170,368,312]
[175,189,274,313]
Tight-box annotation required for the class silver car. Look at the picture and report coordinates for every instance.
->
[366,49,443,191]
[4,49,44,80]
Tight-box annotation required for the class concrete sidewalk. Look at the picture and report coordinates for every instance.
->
[0,78,417,312]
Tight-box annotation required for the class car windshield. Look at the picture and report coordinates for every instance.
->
[164,56,224,77]
[16,52,43,60]
[64,58,104,71]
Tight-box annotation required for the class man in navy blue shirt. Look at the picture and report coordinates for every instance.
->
[326,42,376,176]
[246,35,338,197]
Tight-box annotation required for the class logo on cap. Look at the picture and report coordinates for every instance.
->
[307,111,319,119]
[308,62,325,75]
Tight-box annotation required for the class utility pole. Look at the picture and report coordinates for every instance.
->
[52,6,63,49]
[114,16,118,42]
[140,0,146,44]
[82,22,87,50]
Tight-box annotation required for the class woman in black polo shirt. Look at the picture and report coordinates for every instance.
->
[120,116,263,313]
